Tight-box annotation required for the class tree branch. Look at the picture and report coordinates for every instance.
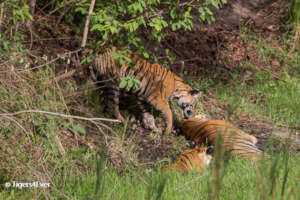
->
[81,0,96,48]
[0,109,121,123]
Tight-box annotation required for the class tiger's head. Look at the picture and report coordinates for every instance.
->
[198,145,214,166]
[172,89,200,119]
[180,145,213,172]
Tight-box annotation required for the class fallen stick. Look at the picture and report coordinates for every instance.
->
[0,109,120,123]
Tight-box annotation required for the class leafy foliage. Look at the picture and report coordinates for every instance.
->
[119,76,142,91]
[0,0,32,44]
[3,0,32,24]
[75,0,226,52]
[289,0,300,50]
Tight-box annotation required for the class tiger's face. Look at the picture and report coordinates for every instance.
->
[198,145,214,166]
[172,89,200,119]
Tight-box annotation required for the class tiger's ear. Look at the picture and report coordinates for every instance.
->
[190,89,200,96]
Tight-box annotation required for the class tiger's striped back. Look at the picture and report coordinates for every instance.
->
[180,118,266,162]
[162,146,212,173]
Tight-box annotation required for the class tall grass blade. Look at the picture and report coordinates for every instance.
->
[210,132,225,200]
[290,0,300,51]
[94,151,106,200]
[155,176,167,200]
[280,147,290,199]
[146,174,167,200]
[269,153,280,197]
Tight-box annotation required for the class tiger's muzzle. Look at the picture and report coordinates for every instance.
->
[183,105,195,119]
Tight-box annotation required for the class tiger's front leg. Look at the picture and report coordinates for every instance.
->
[151,99,173,134]
[142,112,159,133]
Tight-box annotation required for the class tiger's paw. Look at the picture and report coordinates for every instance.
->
[142,112,160,133]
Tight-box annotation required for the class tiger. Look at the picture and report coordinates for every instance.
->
[180,118,266,162]
[91,47,200,134]
[162,145,213,173]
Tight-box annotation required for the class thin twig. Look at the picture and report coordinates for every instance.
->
[91,121,110,146]
[10,49,81,73]
[50,0,78,15]
[0,2,4,36]
[20,37,75,43]
[0,115,31,136]
[50,130,66,156]
[54,69,77,82]
[0,109,121,123]
[277,124,300,131]
[81,0,96,48]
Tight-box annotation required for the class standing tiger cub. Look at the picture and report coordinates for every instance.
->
[91,47,199,134]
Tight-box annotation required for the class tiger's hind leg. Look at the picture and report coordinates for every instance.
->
[103,82,125,123]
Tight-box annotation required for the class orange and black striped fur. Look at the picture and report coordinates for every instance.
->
[162,145,213,173]
[180,118,265,162]
[91,47,199,134]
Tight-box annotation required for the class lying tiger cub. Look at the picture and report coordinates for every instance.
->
[180,118,267,162]
[162,145,213,173]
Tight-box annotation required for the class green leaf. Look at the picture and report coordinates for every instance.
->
[110,26,118,34]
[143,52,149,58]
[134,79,141,89]
[205,7,213,15]
[63,121,71,130]
[72,124,86,135]
[127,79,133,90]
[171,23,177,31]
[170,9,176,19]
[91,24,103,32]
[109,51,120,59]
[132,21,139,31]
[165,49,169,56]
[2,41,10,51]
[161,20,168,28]
[184,7,192,18]
[140,17,146,27]
[119,79,127,89]
[122,55,132,64]
[102,31,108,40]
[212,1,219,9]
[75,7,88,15]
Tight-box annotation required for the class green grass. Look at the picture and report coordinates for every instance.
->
[213,37,300,128]
[1,152,300,199]
[215,70,300,126]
